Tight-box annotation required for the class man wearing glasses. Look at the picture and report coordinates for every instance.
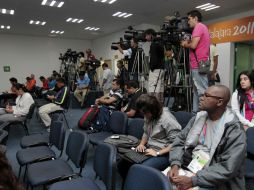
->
[166,85,246,190]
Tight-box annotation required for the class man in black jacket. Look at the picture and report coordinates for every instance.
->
[39,78,69,128]
[145,29,165,104]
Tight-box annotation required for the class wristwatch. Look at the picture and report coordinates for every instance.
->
[156,151,160,156]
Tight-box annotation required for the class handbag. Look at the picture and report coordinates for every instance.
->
[193,50,210,74]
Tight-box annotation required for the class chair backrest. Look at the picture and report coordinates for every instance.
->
[124,164,172,190]
[246,127,254,155]
[172,111,194,129]
[26,103,36,119]
[66,131,89,170]
[93,143,117,190]
[126,118,144,139]
[49,121,66,151]
[0,130,8,145]
[109,111,128,134]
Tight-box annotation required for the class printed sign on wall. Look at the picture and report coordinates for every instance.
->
[208,16,254,44]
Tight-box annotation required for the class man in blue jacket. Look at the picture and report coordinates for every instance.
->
[39,77,69,128]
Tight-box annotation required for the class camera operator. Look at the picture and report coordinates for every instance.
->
[85,49,96,61]
[144,29,165,104]
[116,38,140,82]
[180,10,210,113]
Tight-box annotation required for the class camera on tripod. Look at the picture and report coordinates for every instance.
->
[154,12,192,45]
[111,37,130,50]
[59,49,83,63]
[84,59,101,71]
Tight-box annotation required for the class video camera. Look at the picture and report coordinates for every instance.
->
[59,49,84,63]
[111,37,131,50]
[155,12,192,45]
[85,59,101,71]
[111,26,146,51]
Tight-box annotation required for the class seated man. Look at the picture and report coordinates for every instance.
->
[74,72,90,107]
[0,83,34,123]
[118,94,181,179]
[95,79,123,111]
[25,77,36,93]
[39,78,69,129]
[121,80,143,118]
[0,77,18,106]
[167,85,246,190]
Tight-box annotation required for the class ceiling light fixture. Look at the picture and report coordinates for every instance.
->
[41,0,64,8]
[84,26,100,31]
[51,30,64,34]
[112,11,133,18]
[196,3,220,11]
[93,0,117,4]
[66,18,84,23]
[29,20,47,26]
[0,8,15,15]
[0,25,11,30]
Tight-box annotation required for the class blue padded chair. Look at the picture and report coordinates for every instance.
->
[89,111,128,146]
[27,131,89,189]
[126,118,144,139]
[20,114,63,149]
[244,127,254,179]
[0,103,36,135]
[48,143,117,190]
[16,120,66,178]
[0,129,8,154]
[171,111,194,129]
[123,164,172,190]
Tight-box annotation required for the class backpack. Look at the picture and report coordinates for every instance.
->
[92,106,111,132]
[78,106,99,130]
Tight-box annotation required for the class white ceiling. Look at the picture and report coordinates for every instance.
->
[0,0,254,40]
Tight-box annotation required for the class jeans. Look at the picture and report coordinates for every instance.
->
[142,155,169,171]
[191,69,208,113]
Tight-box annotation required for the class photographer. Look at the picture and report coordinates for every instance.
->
[115,60,128,89]
[144,29,165,104]
[102,63,114,95]
[116,38,139,82]
[85,49,96,61]
[180,10,210,113]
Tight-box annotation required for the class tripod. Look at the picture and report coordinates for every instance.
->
[131,46,149,91]
[165,46,192,112]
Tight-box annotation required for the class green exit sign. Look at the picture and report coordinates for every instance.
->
[3,66,10,72]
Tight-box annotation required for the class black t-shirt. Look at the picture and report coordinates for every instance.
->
[125,89,143,118]
[149,41,164,71]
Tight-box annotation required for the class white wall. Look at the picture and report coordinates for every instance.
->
[0,34,91,91]
[216,43,235,91]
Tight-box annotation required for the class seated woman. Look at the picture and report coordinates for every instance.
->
[231,70,254,130]
[118,94,181,179]
[0,83,34,123]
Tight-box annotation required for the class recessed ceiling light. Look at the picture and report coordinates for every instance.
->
[29,20,47,26]
[112,11,133,18]
[85,26,100,31]
[41,0,64,8]
[0,25,11,30]
[196,3,220,11]
[0,8,15,15]
[93,0,117,4]
[66,18,84,23]
[51,30,64,34]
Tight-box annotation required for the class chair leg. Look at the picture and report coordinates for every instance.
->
[18,166,22,179]
[63,113,70,129]
[23,123,29,135]
[23,165,27,182]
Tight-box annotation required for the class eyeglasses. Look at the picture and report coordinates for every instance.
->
[202,93,223,100]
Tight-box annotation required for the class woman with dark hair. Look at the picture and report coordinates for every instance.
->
[135,94,181,168]
[0,151,24,190]
[118,94,181,179]
[231,70,254,130]
[0,83,34,123]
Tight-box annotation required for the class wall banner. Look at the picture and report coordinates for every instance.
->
[208,16,254,44]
